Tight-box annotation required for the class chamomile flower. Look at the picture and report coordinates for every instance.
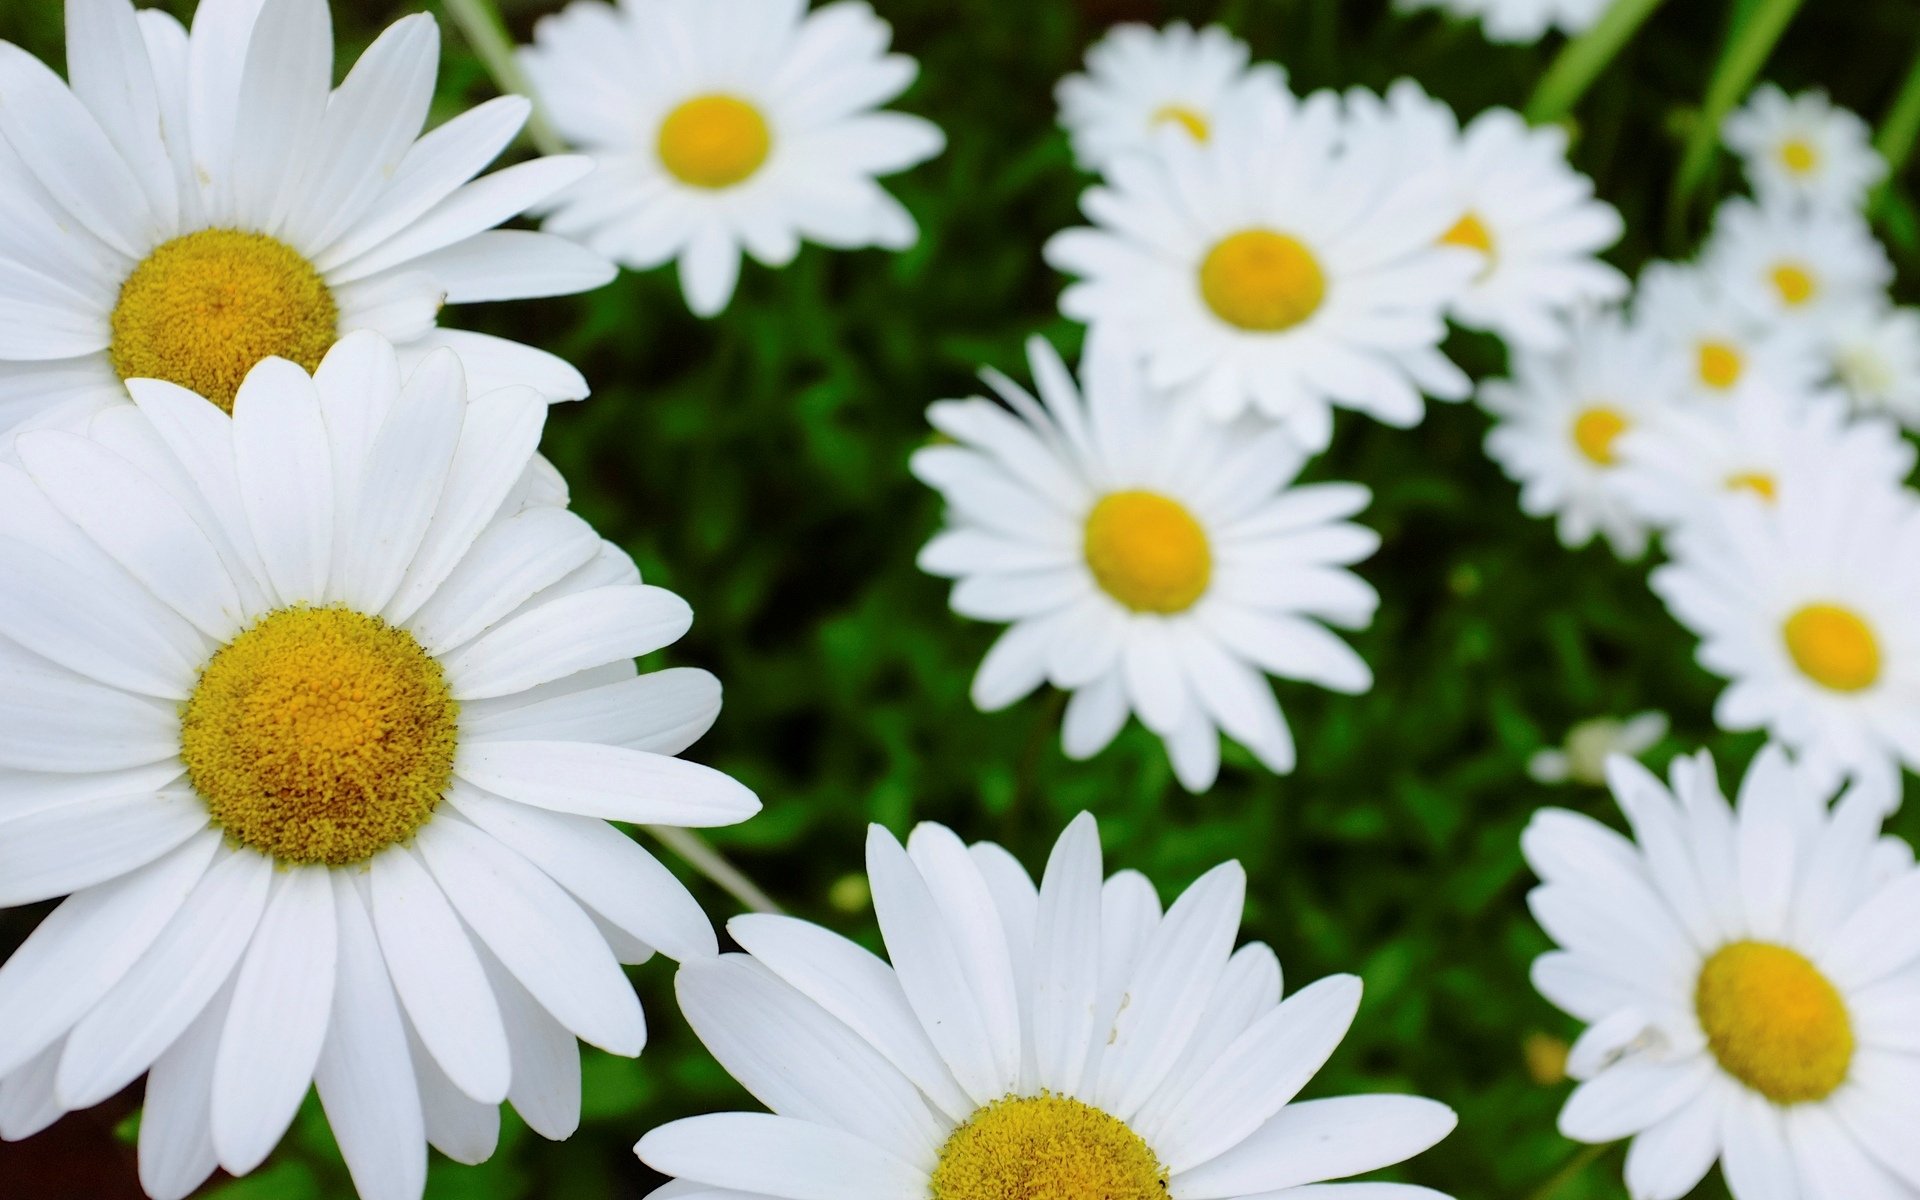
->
[1527,711,1669,786]
[1525,746,1920,1200]
[1723,85,1887,212]
[1045,88,1476,452]
[1055,22,1289,175]
[1651,466,1920,792]
[1702,197,1892,334]
[0,0,615,443]
[520,0,945,318]
[1480,310,1679,558]
[1396,0,1608,44]
[0,333,758,1200]
[911,337,1380,794]
[1632,261,1825,406]
[637,813,1460,1200]
[1822,301,1920,430]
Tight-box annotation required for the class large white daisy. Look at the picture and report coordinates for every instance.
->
[1044,87,1476,452]
[638,813,1460,1200]
[1701,196,1892,336]
[910,337,1380,793]
[1055,21,1289,175]
[1395,0,1608,44]
[0,0,616,443]
[1631,260,1826,407]
[1723,85,1888,213]
[520,0,945,318]
[1525,745,1920,1200]
[0,333,758,1200]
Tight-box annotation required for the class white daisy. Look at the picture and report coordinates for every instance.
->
[0,333,759,1200]
[1395,0,1608,44]
[1821,301,1920,430]
[910,337,1381,793]
[1723,85,1888,212]
[1525,745,1920,1200]
[0,0,616,443]
[1528,711,1669,786]
[1055,22,1289,175]
[1631,261,1826,407]
[519,0,945,318]
[637,813,1460,1200]
[1650,465,1920,793]
[1480,309,1680,558]
[1701,196,1892,335]
[1044,87,1476,452]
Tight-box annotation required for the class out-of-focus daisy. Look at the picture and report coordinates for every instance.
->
[1046,89,1476,452]
[0,0,614,442]
[520,0,944,318]
[1651,467,1920,792]
[1632,261,1825,407]
[1396,0,1608,44]
[1526,746,1920,1200]
[1822,301,1920,430]
[910,337,1380,793]
[1346,80,1627,350]
[1723,85,1887,212]
[1055,22,1289,175]
[0,334,757,1200]
[1528,711,1668,786]
[638,813,1460,1200]
[1702,197,1892,334]
[1481,310,1679,558]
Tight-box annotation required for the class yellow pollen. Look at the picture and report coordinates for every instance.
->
[658,94,772,189]
[1441,212,1496,258]
[930,1094,1167,1200]
[180,606,459,866]
[109,229,339,414]
[1199,229,1326,332]
[1084,490,1212,614]
[1696,941,1853,1105]
[1771,263,1818,308]
[1571,406,1629,466]
[1697,340,1745,391]
[1779,138,1820,176]
[1783,603,1881,693]
[1726,471,1778,502]
[1150,104,1210,141]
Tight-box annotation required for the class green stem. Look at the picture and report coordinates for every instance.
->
[646,826,785,916]
[1670,0,1808,216]
[1525,0,1671,124]
[1524,1141,1613,1200]
[439,0,567,157]
[1875,46,1920,184]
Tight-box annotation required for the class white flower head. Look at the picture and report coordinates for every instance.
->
[638,812,1460,1200]
[521,0,945,318]
[1701,196,1892,334]
[1395,0,1609,44]
[1723,85,1888,212]
[0,334,759,1200]
[1528,711,1669,786]
[1821,300,1920,430]
[911,337,1381,793]
[1631,260,1826,407]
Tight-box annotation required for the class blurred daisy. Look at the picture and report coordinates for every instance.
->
[911,337,1380,793]
[638,813,1459,1200]
[1526,746,1920,1200]
[1396,0,1608,44]
[1045,88,1476,452]
[1481,310,1678,558]
[1651,466,1920,792]
[1346,80,1627,350]
[521,0,945,318]
[1723,85,1887,212]
[1702,197,1892,334]
[1822,301,1920,430]
[0,0,614,442]
[1055,22,1289,174]
[1632,261,1825,407]
[0,334,757,1200]
[1527,711,1668,786]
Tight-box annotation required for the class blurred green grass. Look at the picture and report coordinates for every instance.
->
[1,1,1918,1198]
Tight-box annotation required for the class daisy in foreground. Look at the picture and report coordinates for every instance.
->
[0,334,757,1200]
[520,0,945,318]
[1525,746,1920,1200]
[0,0,615,441]
[1723,85,1887,212]
[911,338,1381,792]
[638,813,1459,1200]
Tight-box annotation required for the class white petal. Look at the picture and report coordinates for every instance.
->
[635,1113,929,1200]
[137,978,232,1200]
[405,506,600,655]
[0,786,208,907]
[481,948,581,1142]
[455,740,759,828]
[443,585,692,700]
[1171,1095,1457,1197]
[460,668,722,755]
[232,358,335,606]
[1029,812,1104,1096]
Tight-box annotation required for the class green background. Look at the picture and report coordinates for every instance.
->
[2,1,1918,1198]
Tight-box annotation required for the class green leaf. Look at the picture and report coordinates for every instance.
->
[1525,0,1671,124]
[1670,0,1810,220]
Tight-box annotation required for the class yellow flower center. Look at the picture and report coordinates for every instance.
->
[1697,340,1745,391]
[1771,262,1818,308]
[1441,211,1496,258]
[930,1094,1167,1200]
[1571,406,1629,466]
[1199,229,1326,332]
[180,606,459,866]
[109,229,339,414]
[1083,490,1212,614]
[1779,138,1820,176]
[658,94,772,189]
[1150,104,1210,141]
[1726,471,1777,502]
[1783,603,1881,693]
[1696,941,1853,1105]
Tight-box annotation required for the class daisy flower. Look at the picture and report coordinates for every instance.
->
[1344,80,1627,350]
[1055,22,1289,175]
[1396,0,1608,44]
[911,337,1381,793]
[0,334,758,1200]
[1044,87,1476,452]
[0,0,616,443]
[637,813,1460,1200]
[1650,465,1920,792]
[1723,85,1888,212]
[1701,197,1892,335]
[1632,261,1825,407]
[1821,301,1920,430]
[1480,310,1680,558]
[1525,745,1920,1200]
[519,0,945,318]
[1527,711,1669,786]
